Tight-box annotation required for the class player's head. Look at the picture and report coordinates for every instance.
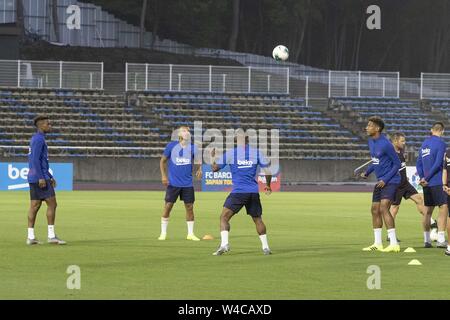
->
[178,126,191,142]
[391,132,406,150]
[431,122,444,136]
[33,115,51,133]
[366,116,384,137]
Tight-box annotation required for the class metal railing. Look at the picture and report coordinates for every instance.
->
[125,63,289,94]
[421,73,450,99]
[0,60,103,90]
[0,59,447,102]
[125,65,410,102]
[328,71,400,98]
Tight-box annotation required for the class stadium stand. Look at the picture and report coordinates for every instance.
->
[4,89,448,161]
[0,88,369,160]
[425,99,450,123]
[133,91,368,160]
[0,88,161,158]
[327,97,450,156]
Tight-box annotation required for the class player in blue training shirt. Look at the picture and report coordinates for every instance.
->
[386,132,437,245]
[416,122,448,248]
[27,115,66,245]
[210,130,273,256]
[159,126,202,241]
[361,116,401,252]
[441,148,450,256]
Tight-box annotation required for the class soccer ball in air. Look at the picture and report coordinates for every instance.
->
[272,45,289,61]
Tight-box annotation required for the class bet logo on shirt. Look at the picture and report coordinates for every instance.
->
[237,160,253,168]
[175,157,191,166]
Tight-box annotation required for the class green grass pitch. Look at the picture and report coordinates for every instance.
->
[1,191,449,299]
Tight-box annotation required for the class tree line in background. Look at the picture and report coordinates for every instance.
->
[81,0,449,77]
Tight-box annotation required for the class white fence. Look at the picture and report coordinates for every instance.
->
[328,71,400,98]
[421,73,450,99]
[0,60,103,90]
[126,64,289,94]
[125,65,406,100]
[0,59,448,100]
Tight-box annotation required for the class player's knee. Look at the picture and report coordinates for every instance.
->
[184,203,194,211]
[380,202,391,211]
[48,201,57,211]
[30,202,41,211]
[220,209,233,221]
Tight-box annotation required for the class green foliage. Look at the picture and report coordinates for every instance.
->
[77,0,449,76]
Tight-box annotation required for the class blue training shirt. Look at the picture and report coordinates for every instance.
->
[365,134,401,185]
[163,141,198,187]
[416,135,447,187]
[216,146,270,193]
[28,132,53,183]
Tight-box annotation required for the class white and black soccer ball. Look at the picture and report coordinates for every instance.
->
[272,45,289,61]
[430,228,438,242]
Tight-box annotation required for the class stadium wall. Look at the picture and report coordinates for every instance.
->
[0,157,376,184]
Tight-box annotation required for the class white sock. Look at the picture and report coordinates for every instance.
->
[220,230,229,247]
[259,234,269,250]
[430,217,436,225]
[447,245,450,251]
[187,221,194,236]
[424,231,431,243]
[28,228,35,240]
[374,228,382,245]
[48,225,55,238]
[161,218,169,235]
[437,231,445,243]
[387,229,398,246]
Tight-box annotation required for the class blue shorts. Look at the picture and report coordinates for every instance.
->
[165,185,195,204]
[423,186,447,207]
[223,193,262,218]
[372,183,399,202]
[29,180,55,201]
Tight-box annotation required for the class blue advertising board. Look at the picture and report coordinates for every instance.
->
[201,164,281,192]
[0,162,73,191]
[201,164,233,192]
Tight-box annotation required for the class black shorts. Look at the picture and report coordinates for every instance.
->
[223,193,262,218]
[372,183,399,203]
[165,185,195,204]
[423,186,447,207]
[392,183,419,206]
[29,180,55,201]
